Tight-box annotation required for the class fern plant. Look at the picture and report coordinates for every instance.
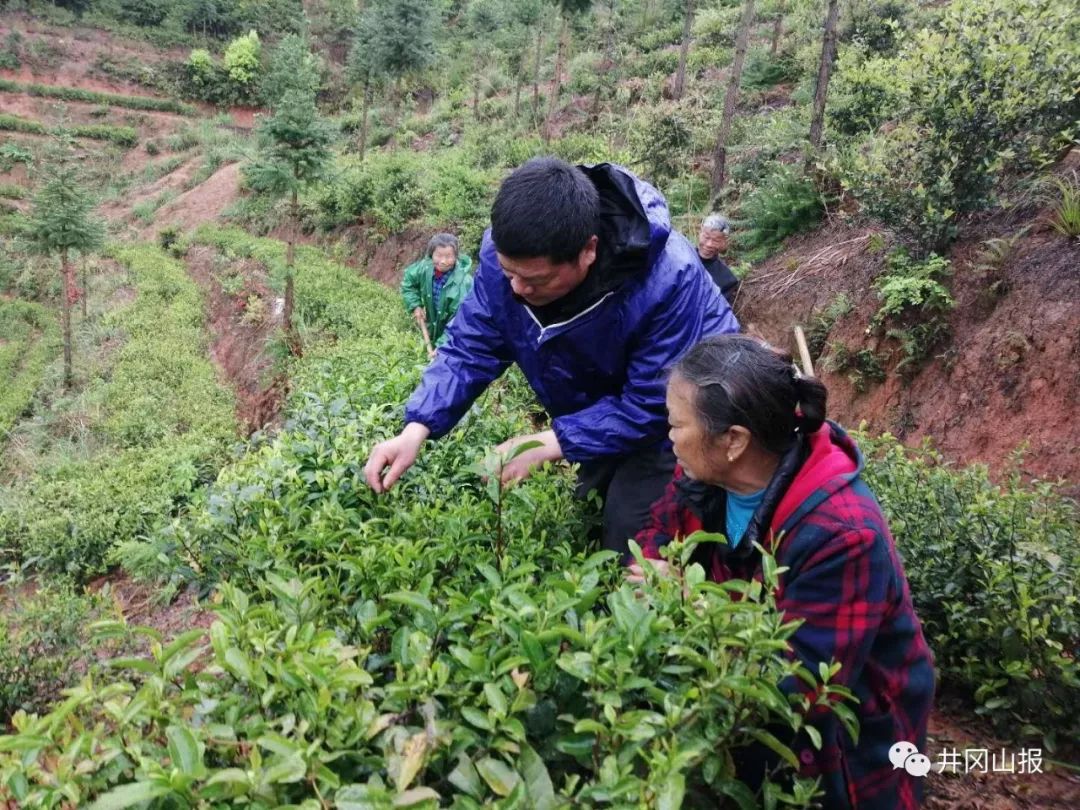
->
[1049,171,1080,238]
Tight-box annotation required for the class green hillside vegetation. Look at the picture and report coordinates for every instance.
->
[0,0,1078,805]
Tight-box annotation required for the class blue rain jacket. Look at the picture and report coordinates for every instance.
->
[404,163,740,463]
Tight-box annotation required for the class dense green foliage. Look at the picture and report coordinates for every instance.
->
[0,78,195,115]
[2,231,844,808]
[861,435,1080,749]
[0,245,236,579]
[836,0,1080,250]
[0,112,138,146]
[0,299,58,437]
[0,582,98,722]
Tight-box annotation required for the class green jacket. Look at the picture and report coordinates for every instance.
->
[400,254,473,346]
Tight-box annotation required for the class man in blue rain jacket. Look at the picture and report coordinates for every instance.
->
[364,157,739,553]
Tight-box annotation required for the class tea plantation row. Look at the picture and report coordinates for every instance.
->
[0,231,1076,808]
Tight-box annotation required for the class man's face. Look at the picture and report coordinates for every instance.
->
[698,227,729,259]
[497,235,598,306]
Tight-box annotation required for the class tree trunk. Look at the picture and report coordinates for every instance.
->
[80,259,87,319]
[284,185,298,353]
[544,12,569,143]
[532,20,544,122]
[473,73,480,121]
[61,248,73,390]
[673,0,695,100]
[592,0,617,120]
[391,76,404,148]
[358,75,371,158]
[807,0,840,157]
[514,75,522,119]
[770,1,785,55]
[710,0,755,195]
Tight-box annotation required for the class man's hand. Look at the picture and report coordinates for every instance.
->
[427,347,437,360]
[493,429,563,484]
[412,307,427,325]
[364,422,431,493]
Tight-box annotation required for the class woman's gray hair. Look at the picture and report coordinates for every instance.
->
[426,233,459,258]
[701,213,732,234]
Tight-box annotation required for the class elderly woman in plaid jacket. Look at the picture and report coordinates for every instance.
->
[630,334,935,810]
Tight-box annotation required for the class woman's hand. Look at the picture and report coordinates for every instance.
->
[626,559,671,584]
[412,307,426,325]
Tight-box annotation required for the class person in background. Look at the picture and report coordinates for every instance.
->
[630,333,934,810]
[367,157,739,554]
[400,233,473,357]
[697,213,741,307]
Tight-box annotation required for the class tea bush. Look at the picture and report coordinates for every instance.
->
[1,234,845,809]
[0,298,58,438]
[0,78,196,115]
[0,245,236,578]
[0,113,139,147]
[0,581,98,722]
[860,434,1080,748]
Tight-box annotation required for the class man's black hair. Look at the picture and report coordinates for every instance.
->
[490,157,599,263]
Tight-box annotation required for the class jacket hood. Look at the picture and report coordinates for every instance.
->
[584,162,671,282]
[770,421,862,532]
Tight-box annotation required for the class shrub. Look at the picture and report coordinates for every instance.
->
[827,45,906,137]
[692,6,739,48]
[861,433,1080,748]
[841,0,1080,250]
[738,165,825,258]
[741,49,802,90]
[0,30,22,70]
[223,30,261,86]
[629,107,694,185]
[422,158,497,253]
[0,582,98,722]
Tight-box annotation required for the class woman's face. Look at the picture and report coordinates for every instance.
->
[432,245,457,274]
[666,375,725,485]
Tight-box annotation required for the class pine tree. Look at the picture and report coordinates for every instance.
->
[25,136,104,390]
[244,89,332,353]
[262,33,323,111]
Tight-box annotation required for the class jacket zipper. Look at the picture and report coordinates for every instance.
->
[525,291,616,345]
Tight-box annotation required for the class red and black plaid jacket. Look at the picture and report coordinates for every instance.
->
[637,422,935,810]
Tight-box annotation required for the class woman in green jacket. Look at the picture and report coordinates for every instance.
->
[400,233,474,357]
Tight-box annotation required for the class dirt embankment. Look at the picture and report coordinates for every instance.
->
[739,213,1080,495]
[184,244,283,433]
[146,162,242,236]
